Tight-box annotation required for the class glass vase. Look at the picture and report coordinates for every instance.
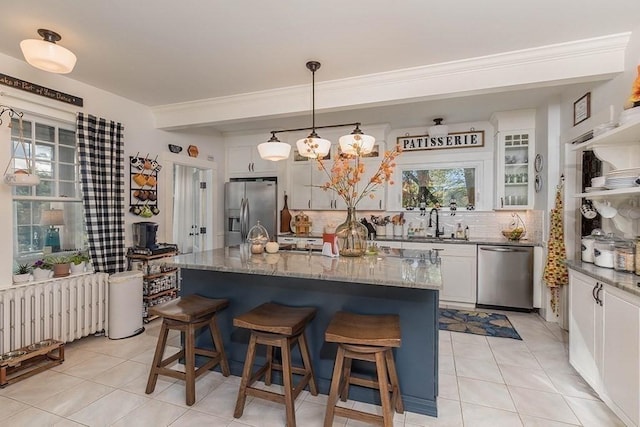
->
[335,207,367,257]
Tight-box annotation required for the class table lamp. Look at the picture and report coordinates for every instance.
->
[41,209,65,252]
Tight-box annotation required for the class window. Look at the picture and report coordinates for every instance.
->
[401,164,478,209]
[11,116,85,261]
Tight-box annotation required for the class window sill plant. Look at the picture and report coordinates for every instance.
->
[46,255,72,278]
[70,251,90,274]
[32,259,53,281]
[13,263,32,284]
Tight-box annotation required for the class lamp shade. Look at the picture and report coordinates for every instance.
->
[41,209,65,226]
[296,135,331,159]
[338,129,375,156]
[20,29,76,74]
[428,118,448,138]
[257,140,291,161]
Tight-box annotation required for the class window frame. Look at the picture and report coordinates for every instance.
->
[11,114,85,262]
[389,160,486,211]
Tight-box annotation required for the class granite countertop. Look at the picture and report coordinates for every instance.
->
[278,233,541,247]
[566,260,640,298]
[167,246,442,291]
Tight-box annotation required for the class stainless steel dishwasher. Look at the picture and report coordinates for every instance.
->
[477,245,534,310]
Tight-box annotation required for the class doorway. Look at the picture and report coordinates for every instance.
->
[173,164,212,254]
[159,153,217,253]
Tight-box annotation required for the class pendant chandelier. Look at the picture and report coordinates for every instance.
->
[20,29,77,74]
[257,61,375,161]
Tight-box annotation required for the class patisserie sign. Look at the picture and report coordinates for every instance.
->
[397,130,484,152]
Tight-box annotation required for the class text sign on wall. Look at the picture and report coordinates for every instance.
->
[0,73,83,107]
[397,130,484,152]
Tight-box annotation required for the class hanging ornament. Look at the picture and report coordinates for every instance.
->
[1,106,40,186]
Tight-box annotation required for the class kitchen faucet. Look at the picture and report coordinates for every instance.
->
[428,208,441,238]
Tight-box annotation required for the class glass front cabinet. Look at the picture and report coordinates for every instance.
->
[495,129,534,210]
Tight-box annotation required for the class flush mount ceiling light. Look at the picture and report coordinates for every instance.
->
[428,118,449,138]
[258,61,375,161]
[20,29,77,74]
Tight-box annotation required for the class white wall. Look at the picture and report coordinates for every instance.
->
[0,52,224,286]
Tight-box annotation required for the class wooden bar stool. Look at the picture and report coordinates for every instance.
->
[145,294,230,406]
[233,302,318,427]
[324,311,403,427]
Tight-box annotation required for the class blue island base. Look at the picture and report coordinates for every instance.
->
[180,268,439,417]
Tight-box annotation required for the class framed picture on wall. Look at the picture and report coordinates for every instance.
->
[573,92,591,126]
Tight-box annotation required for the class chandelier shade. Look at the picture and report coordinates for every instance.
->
[20,29,77,74]
[296,133,331,159]
[257,133,292,161]
[338,125,375,156]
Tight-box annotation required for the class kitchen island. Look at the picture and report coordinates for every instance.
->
[167,246,442,417]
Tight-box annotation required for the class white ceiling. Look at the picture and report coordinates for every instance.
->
[1,1,639,132]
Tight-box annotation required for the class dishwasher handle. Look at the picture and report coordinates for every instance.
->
[479,247,528,253]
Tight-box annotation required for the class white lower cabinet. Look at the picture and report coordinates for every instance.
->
[403,242,477,304]
[602,286,640,427]
[569,269,640,427]
[568,270,603,389]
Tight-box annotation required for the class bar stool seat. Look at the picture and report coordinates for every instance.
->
[233,302,318,427]
[324,311,404,427]
[145,294,230,406]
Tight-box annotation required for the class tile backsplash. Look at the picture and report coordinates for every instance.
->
[293,209,544,243]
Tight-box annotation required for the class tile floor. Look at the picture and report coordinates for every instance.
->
[0,311,626,426]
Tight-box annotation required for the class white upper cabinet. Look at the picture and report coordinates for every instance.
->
[491,110,536,210]
[355,157,387,211]
[227,145,278,177]
[495,130,535,210]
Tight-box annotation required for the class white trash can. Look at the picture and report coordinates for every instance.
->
[108,270,144,339]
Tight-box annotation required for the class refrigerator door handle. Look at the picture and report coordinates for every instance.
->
[240,198,246,240]
[242,197,250,240]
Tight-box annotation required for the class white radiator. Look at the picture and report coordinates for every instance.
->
[0,273,109,353]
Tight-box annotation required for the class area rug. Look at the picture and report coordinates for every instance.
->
[439,309,522,340]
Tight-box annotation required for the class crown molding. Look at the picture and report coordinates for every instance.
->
[152,32,630,130]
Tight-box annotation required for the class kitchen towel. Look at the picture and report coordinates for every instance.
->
[543,180,569,314]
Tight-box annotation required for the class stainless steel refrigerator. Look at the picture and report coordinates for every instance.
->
[224,179,277,246]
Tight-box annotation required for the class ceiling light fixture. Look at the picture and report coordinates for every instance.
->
[428,118,449,138]
[20,29,77,74]
[258,61,375,161]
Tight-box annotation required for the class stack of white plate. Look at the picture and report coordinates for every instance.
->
[604,167,640,189]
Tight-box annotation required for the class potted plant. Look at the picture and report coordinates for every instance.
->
[13,263,32,284]
[32,259,53,281]
[69,251,90,274]
[46,255,71,278]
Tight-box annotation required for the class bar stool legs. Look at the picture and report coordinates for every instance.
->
[145,296,230,406]
[233,302,317,427]
[234,331,317,427]
[323,311,403,427]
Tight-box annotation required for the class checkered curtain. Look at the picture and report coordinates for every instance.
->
[76,113,126,274]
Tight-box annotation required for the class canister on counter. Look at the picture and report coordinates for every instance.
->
[594,235,617,269]
[614,240,635,273]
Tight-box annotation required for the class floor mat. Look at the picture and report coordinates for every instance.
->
[439,309,522,340]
